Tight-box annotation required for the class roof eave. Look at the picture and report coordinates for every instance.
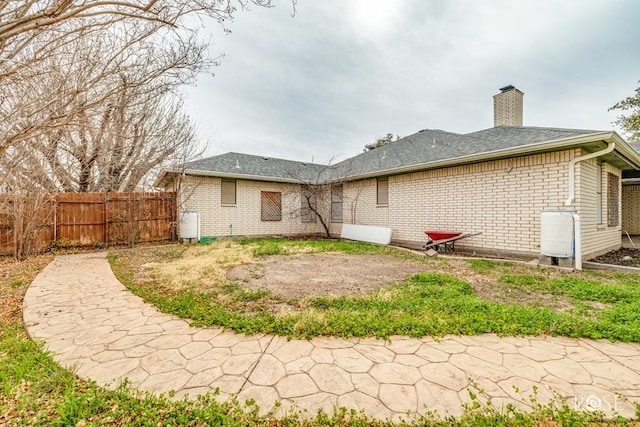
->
[153,168,172,188]
[607,132,640,170]
[154,167,305,187]
[155,131,640,187]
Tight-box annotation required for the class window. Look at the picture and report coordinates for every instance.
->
[221,179,236,205]
[607,173,619,227]
[301,188,317,222]
[331,185,343,221]
[377,177,388,205]
[596,163,603,224]
[261,191,282,221]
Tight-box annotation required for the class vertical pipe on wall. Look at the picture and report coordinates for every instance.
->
[573,213,582,271]
[564,141,615,271]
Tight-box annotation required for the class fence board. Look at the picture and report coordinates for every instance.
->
[0,192,176,256]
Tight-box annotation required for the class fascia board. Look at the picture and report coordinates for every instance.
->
[606,132,640,170]
[156,168,304,186]
[153,168,171,188]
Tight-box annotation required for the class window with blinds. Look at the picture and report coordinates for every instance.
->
[331,185,343,221]
[221,179,236,205]
[377,177,388,205]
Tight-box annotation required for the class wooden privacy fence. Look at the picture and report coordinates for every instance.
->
[0,192,177,256]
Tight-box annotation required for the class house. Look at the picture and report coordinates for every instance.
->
[155,86,640,266]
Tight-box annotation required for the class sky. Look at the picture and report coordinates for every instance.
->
[184,0,640,165]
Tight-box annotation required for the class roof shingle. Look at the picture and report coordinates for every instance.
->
[181,126,605,183]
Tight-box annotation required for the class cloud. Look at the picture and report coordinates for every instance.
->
[183,0,640,164]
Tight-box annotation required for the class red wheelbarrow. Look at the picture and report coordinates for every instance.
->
[423,231,481,254]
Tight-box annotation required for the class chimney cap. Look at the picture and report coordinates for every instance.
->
[499,85,516,93]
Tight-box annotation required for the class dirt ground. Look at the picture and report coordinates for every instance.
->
[226,251,572,314]
[225,247,640,318]
[227,252,429,299]
[591,248,640,268]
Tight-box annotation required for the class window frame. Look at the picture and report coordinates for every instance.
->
[331,184,343,222]
[377,177,389,205]
[221,178,236,205]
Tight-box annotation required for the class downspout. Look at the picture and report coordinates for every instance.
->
[564,142,615,206]
[573,213,582,271]
[564,141,615,271]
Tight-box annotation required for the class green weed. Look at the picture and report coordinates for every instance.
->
[109,239,640,342]
[4,248,640,425]
[468,259,497,272]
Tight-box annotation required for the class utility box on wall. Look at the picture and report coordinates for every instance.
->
[540,210,575,267]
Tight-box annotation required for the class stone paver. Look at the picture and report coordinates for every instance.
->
[23,253,640,420]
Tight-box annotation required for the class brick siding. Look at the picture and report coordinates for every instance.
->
[622,184,640,234]
[178,177,323,238]
[344,149,621,259]
[174,148,622,259]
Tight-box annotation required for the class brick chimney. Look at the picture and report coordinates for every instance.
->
[493,85,524,127]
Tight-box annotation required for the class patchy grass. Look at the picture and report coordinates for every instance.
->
[0,254,53,325]
[110,238,640,342]
[2,249,640,425]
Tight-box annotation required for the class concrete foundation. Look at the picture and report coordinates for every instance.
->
[538,255,575,268]
[557,257,575,268]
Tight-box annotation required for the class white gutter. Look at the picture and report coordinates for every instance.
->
[563,141,615,271]
[564,141,616,206]
[330,131,620,184]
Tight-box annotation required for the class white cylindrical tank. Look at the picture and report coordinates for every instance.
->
[540,210,575,258]
[179,211,200,240]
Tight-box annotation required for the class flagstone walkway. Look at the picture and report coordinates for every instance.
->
[23,253,640,421]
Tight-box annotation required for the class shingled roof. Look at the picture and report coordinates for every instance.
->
[157,125,630,186]
[184,152,328,182]
[330,126,604,179]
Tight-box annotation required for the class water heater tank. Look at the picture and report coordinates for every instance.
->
[179,211,200,240]
[540,211,575,258]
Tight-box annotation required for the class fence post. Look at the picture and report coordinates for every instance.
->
[104,193,108,247]
[53,196,58,242]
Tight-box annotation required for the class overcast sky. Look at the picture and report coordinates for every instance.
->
[184,0,640,164]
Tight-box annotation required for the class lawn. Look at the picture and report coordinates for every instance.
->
[109,238,640,342]
[2,241,640,425]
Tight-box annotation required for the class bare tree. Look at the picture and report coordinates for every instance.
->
[278,159,367,238]
[0,0,294,257]
[0,0,296,155]
[2,18,205,192]
[0,141,58,259]
[0,0,286,65]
